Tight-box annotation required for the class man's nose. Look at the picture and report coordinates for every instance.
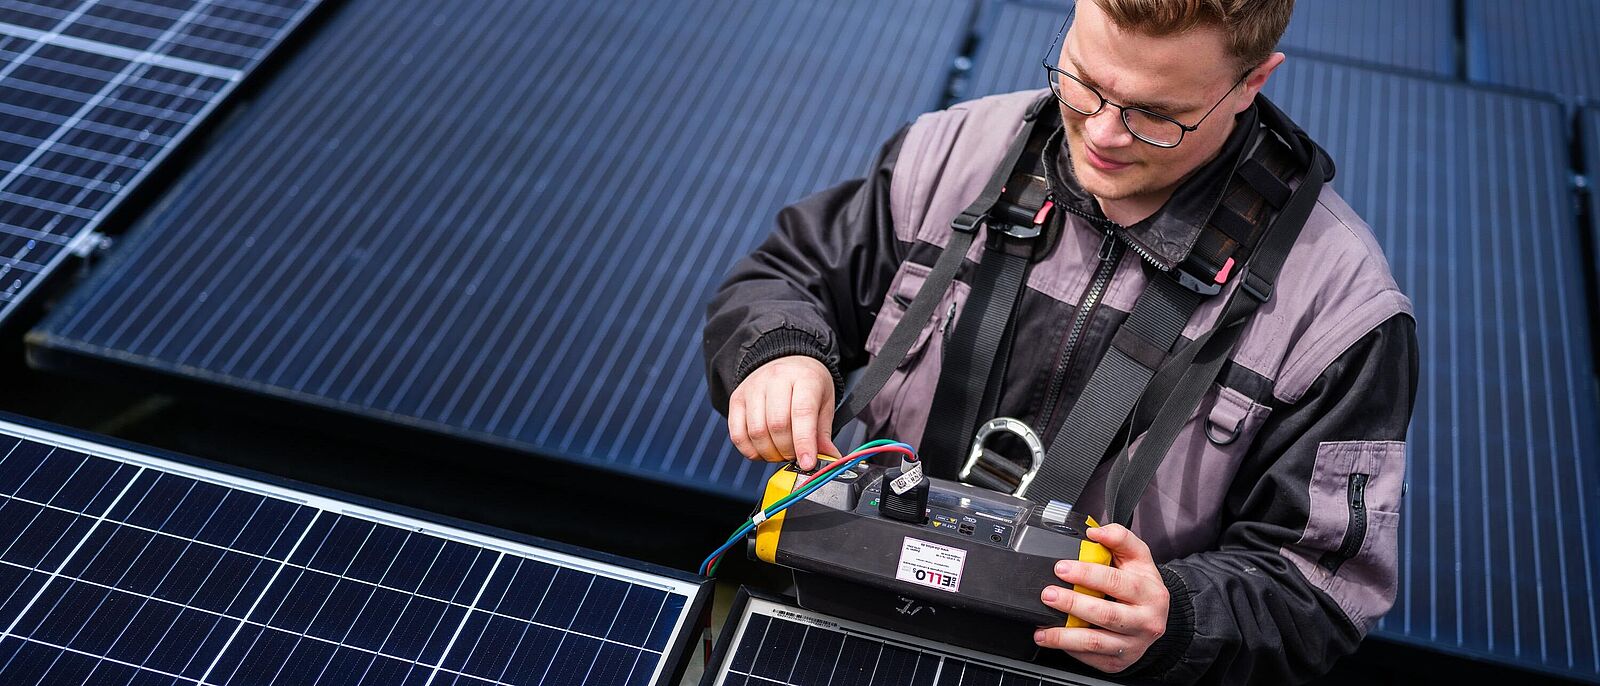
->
[1084,108,1135,149]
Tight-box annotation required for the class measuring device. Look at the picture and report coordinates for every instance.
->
[746,453,1111,660]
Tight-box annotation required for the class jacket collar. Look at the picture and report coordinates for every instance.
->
[1045,103,1261,271]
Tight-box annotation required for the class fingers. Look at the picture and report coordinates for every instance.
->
[726,356,838,468]
[1041,585,1135,634]
[743,387,784,462]
[1087,524,1160,574]
[1052,559,1157,605]
[727,392,756,459]
[1033,627,1141,673]
[790,378,822,471]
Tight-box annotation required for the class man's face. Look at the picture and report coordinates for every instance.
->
[1056,1,1259,208]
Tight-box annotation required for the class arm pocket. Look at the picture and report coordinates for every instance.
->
[1287,440,1406,632]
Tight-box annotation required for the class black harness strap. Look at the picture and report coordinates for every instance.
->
[920,109,1058,476]
[1105,145,1327,526]
[1020,100,1324,509]
[830,97,1053,438]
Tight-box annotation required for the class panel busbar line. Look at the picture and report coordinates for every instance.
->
[28,0,974,501]
[0,0,324,326]
[0,414,709,685]
[969,5,1600,682]
[701,589,1116,686]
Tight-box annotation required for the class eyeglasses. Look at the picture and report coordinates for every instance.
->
[1040,18,1252,148]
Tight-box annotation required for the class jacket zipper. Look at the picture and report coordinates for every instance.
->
[1319,473,1370,575]
[1037,222,1124,434]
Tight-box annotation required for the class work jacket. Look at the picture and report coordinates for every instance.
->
[703,89,1418,685]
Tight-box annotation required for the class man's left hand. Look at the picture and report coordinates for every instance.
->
[1034,524,1170,674]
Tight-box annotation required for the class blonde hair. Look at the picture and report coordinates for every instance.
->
[1089,0,1294,68]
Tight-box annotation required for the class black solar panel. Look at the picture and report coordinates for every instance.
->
[0,415,709,685]
[701,590,1114,686]
[964,0,1455,98]
[0,0,322,325]
[969,8,1600,682]
[1280,0,1456,76]
[1270,59,1600,682]
[27,0,974,502]
[1466,0,1600,102]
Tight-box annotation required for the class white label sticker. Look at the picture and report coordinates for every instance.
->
[889,462,924,495]
[895,536,966,593]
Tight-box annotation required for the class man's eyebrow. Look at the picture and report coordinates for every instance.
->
[1065,54,1194,114]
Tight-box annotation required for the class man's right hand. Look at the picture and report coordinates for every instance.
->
[727,355,841,471]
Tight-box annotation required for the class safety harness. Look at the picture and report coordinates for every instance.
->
[832,93,1330,526]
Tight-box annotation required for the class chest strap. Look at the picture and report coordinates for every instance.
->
[1024,96,1329,524]
[829,96,1055,438]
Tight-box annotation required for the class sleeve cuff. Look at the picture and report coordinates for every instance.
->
[735,327,846,394]
[1126,565,1197,679]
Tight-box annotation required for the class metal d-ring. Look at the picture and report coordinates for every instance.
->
[958,417,1045,497]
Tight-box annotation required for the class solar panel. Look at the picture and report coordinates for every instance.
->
[963,0,1454,101]
[1279,0,1456,76]
[0,414,710,685]
[1465,0,1600,102]
[26,0,973,502]
[967,11,1600,682]
[0,0,323,326]
[1268,59,1600,683]
[701,589,1115,686]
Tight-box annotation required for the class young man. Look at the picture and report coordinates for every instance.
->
[703,1,1417,683]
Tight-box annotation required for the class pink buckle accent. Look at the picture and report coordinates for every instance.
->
[1033,200,1055,225]
[1215,257,1236,284]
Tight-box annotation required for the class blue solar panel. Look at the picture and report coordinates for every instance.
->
[0,415,709,685]
[1280,0,1456,76]
[966,11,1600,682]
[1265,62,1600,681]
[703,590,1114,686]
[963,0,1455,100]
[1466,0,1600,102]
[26,0,974,501]
[0,0,324,326]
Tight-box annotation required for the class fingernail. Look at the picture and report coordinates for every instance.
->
[1055,561,1071,575]
[1033,629,1046,644]
[1042,587,1059,602]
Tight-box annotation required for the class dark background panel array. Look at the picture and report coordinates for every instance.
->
[966,0,1456,93]
[0,0,322,326]
[963,4,1600,682]
[27,0,976,501]
[1268,59,1600,682]
[1277,0,1457,76]
[1465,0,1600,102]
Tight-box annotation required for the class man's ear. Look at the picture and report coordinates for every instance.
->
[1235,51,1286,114]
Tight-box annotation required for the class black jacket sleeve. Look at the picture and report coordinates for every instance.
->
[701,126,910,414]
[1130,314,1419,685]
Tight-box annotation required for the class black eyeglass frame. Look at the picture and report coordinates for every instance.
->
[1040,17,1254,149]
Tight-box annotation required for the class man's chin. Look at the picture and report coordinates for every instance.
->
[1072,161,1145,202]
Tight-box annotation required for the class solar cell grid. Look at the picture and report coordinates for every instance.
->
[0,417,707,685]
[704,593,1114,686]
[0,0,322,325]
